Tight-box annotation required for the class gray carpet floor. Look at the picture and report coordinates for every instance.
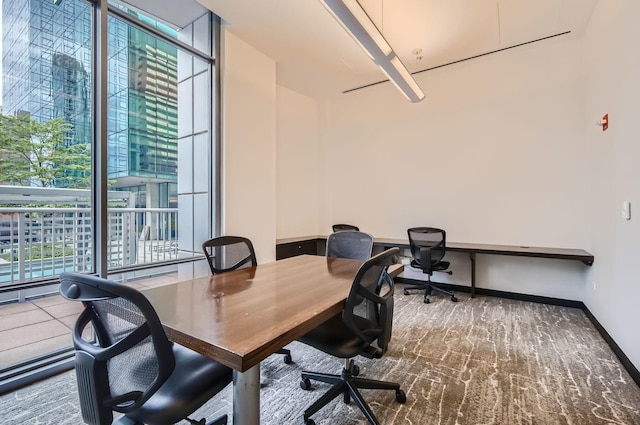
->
[1,288,640,425]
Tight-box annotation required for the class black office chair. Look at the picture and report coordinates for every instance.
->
[59,273,232,425]
[202,236,292,364]
[332,224,359,232]
[326,230,373,260]
[404,227,457,304]
[297,248,406,425]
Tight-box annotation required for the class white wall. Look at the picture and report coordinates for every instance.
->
[221,29,277,263]
[318,36,591,300]
[276,86,320,238]
[220,32,320,259]
[582,0,640,371]
[221,6,640,370]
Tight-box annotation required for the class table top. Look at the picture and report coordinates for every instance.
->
[373,238,593,264]
[143,255,363,372]
[276,235,593,265]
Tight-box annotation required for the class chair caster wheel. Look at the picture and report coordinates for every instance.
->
[300,378,312,390]
[304,419,315,425]
[423,297,430,304]
[343,392,350,404]
[396,389,407,403]
[403,289,409,295]
[283,353,293,364]
[451,296,458,302]
[350,364,360,376]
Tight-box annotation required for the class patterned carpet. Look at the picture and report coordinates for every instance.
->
[1,288,640,425]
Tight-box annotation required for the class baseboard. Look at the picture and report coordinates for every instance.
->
[396,278,640,387]
[471,286,585,309]
[582,307,640,387]
[396,277,585,308]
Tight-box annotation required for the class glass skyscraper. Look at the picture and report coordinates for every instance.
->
[2,0,92,145]
[2,0,178,195]
[107,14,178,186]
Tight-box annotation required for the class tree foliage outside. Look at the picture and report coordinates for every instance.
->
[0,113,91,188]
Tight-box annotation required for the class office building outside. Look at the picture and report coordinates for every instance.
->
[2,0,178,205]
[0,0,213,382]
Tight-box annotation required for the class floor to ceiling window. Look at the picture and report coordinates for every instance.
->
[0,0,218,392]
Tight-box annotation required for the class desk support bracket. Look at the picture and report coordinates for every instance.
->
[469,253,476,298]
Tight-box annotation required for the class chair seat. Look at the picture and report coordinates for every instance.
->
[298,314,375,359]
[410,259,450,272]
[127,343,232,425]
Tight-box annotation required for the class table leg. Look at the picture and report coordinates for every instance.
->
[469,253,476,298]
[233,364,260,425]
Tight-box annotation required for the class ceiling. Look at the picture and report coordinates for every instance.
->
[194,0,598,100]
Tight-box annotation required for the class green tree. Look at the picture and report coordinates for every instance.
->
[0,113,91,188]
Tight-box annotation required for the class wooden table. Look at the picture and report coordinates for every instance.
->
[143,255,363,425]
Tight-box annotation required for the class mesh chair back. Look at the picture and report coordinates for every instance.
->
[332,224,360,232]
[326,231,374,260]
[202,236,257,274]
[408,227,447,267]
[59,273,175,425]
[343,248,399,354]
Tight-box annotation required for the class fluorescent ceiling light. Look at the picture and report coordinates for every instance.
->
[320,0,425,103]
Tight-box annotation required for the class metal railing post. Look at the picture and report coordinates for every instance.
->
[17,213,26,287]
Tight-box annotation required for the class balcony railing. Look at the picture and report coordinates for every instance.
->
[0,207,179,286]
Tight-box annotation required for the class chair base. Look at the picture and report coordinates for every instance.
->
[277,348,292,364]
[204,415,228,425]
[403,280,457,304]
[115,414,227,425]
[299,360,406,425]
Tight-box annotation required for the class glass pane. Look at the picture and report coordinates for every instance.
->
[0,0,214,378]
[108,0,179,41]
[106,13,211,269]
[0,0,93,368]
[108,0,213,58]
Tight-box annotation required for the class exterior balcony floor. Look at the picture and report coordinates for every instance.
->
[0,272,179,369]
